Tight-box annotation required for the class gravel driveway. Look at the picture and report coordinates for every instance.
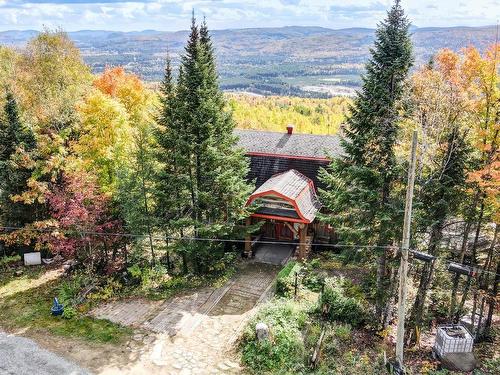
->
[0,331,91,375]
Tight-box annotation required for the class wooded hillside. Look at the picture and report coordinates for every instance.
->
[229,94,349,135]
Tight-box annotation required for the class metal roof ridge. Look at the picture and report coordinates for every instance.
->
[234,128,339,138]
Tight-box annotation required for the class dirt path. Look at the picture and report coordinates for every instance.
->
[0,268,63,298]
[94,262,279,375]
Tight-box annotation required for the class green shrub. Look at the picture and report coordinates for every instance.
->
[319,278,366,327]
[480,357,500,374]
[0,254,21,268]
[88,279,123,302]
[62,306,77,319]
[427,289,451,323]
[333,323,352,340]
[56,274,94,319]
[316,350,386,375]
[276,261,301,297]
[309,258,321,269]
[127,263,142,279]
[208,251,237,275]
[58,275,87,307]
[241,299,311,373]
[302,271,325,292]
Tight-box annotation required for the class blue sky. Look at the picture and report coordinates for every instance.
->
[0,0,499,31]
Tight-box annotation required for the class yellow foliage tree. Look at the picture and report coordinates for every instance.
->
[72,90,132,193]
[229,94,349,135]
[15,29,92,130]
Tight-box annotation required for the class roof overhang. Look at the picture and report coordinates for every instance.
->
[246,170,321,223]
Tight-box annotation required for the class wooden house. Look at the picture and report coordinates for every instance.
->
[235,126,343,259]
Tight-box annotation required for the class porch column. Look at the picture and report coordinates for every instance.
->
[298,223,308,260]
[244,217,252,257]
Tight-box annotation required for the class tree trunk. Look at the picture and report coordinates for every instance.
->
[485,262,499,331]
[450,191,481,318]
[376,181,391,327]
[481,224,499,289]
[141,174,155,265]
[471,201,485,265]
[472,223,498,336]
[376,248,388,324]
[382,265,398,328]
[406,223,442,343]
[455,275,473,322]
[454,201,484,321]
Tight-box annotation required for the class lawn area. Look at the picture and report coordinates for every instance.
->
[0,255,237,345]
[0,265,132,344]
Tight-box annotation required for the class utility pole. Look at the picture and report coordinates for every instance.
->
[395,130,418,371]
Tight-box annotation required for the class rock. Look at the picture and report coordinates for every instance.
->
[255,322,269,342]
[14,270,23,277]
[224,360,239,368]
[133,334,144,341]
[218,363,230,371]
[62,259,78,273]
[441,352,477,372]
[143,335,155,344]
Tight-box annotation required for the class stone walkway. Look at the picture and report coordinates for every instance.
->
[94,262,280,375]
[253,244,295,266]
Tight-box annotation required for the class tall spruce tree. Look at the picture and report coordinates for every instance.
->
[117,120,158,264]
[155,15,252,273]
[0,91,38,236]
[319,0,413,325]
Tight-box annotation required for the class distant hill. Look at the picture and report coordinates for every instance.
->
[1,25,497,97]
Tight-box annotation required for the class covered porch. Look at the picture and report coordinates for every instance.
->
[244,169,321,260]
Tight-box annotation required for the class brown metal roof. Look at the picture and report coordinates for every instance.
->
[235,129,342,159]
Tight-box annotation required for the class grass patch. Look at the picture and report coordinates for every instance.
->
[125,261,237,301]
[0,278,131,344]
[275,261,302,297]
[0,266,46,296]
[277,261,297,279]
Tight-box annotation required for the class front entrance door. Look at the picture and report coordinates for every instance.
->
[274,222,294,241]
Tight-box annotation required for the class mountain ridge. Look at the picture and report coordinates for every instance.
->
[1,25,497,97]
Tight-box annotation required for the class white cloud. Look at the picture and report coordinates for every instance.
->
[0,0,498,31]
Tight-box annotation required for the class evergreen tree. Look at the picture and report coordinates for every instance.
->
[0,91,38,236]
[0,91,35,161]
[319,0,413,325]
[117,119,158,264]
[155,15,252,273]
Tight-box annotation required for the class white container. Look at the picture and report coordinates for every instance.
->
[24,252,42,266]
[433,325,474,358]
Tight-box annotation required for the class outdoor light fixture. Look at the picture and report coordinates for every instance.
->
[411,250,436,263]
[447,262,476,276]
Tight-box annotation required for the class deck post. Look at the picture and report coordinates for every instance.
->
[244,217,252,257]
[298,223,308,260]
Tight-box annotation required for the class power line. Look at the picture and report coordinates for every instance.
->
[1,225,499,277]
[0,225,401,250]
